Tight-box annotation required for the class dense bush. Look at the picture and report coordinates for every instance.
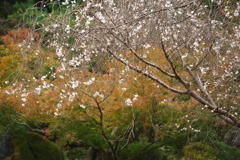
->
[213,141,240,160]
[120,142,165,160]
[13,132,64,160]
[182,142,216,160]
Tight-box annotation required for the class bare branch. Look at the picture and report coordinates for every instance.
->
[161,41,190,89]
[109,31,176,78]
[14,121,42,133]
[104,44,188,94]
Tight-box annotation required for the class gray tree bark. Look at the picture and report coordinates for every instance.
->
[0,129,14,160]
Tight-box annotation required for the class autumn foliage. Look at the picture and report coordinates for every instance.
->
[0,32,218,159]
[1,28,40,46]
[1,0,240,159]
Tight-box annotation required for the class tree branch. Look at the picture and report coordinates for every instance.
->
[14,121,42,133]
[105,45,188,94]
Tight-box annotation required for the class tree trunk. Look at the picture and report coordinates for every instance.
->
[0,129,14,160]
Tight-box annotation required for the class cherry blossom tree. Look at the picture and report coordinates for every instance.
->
[24,0,240,126]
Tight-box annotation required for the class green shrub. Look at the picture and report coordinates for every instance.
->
[65,147,88,160]
[213,141,240,160]
[182,142,216,160]
[13,132,64,160]
[120,142,166,160]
